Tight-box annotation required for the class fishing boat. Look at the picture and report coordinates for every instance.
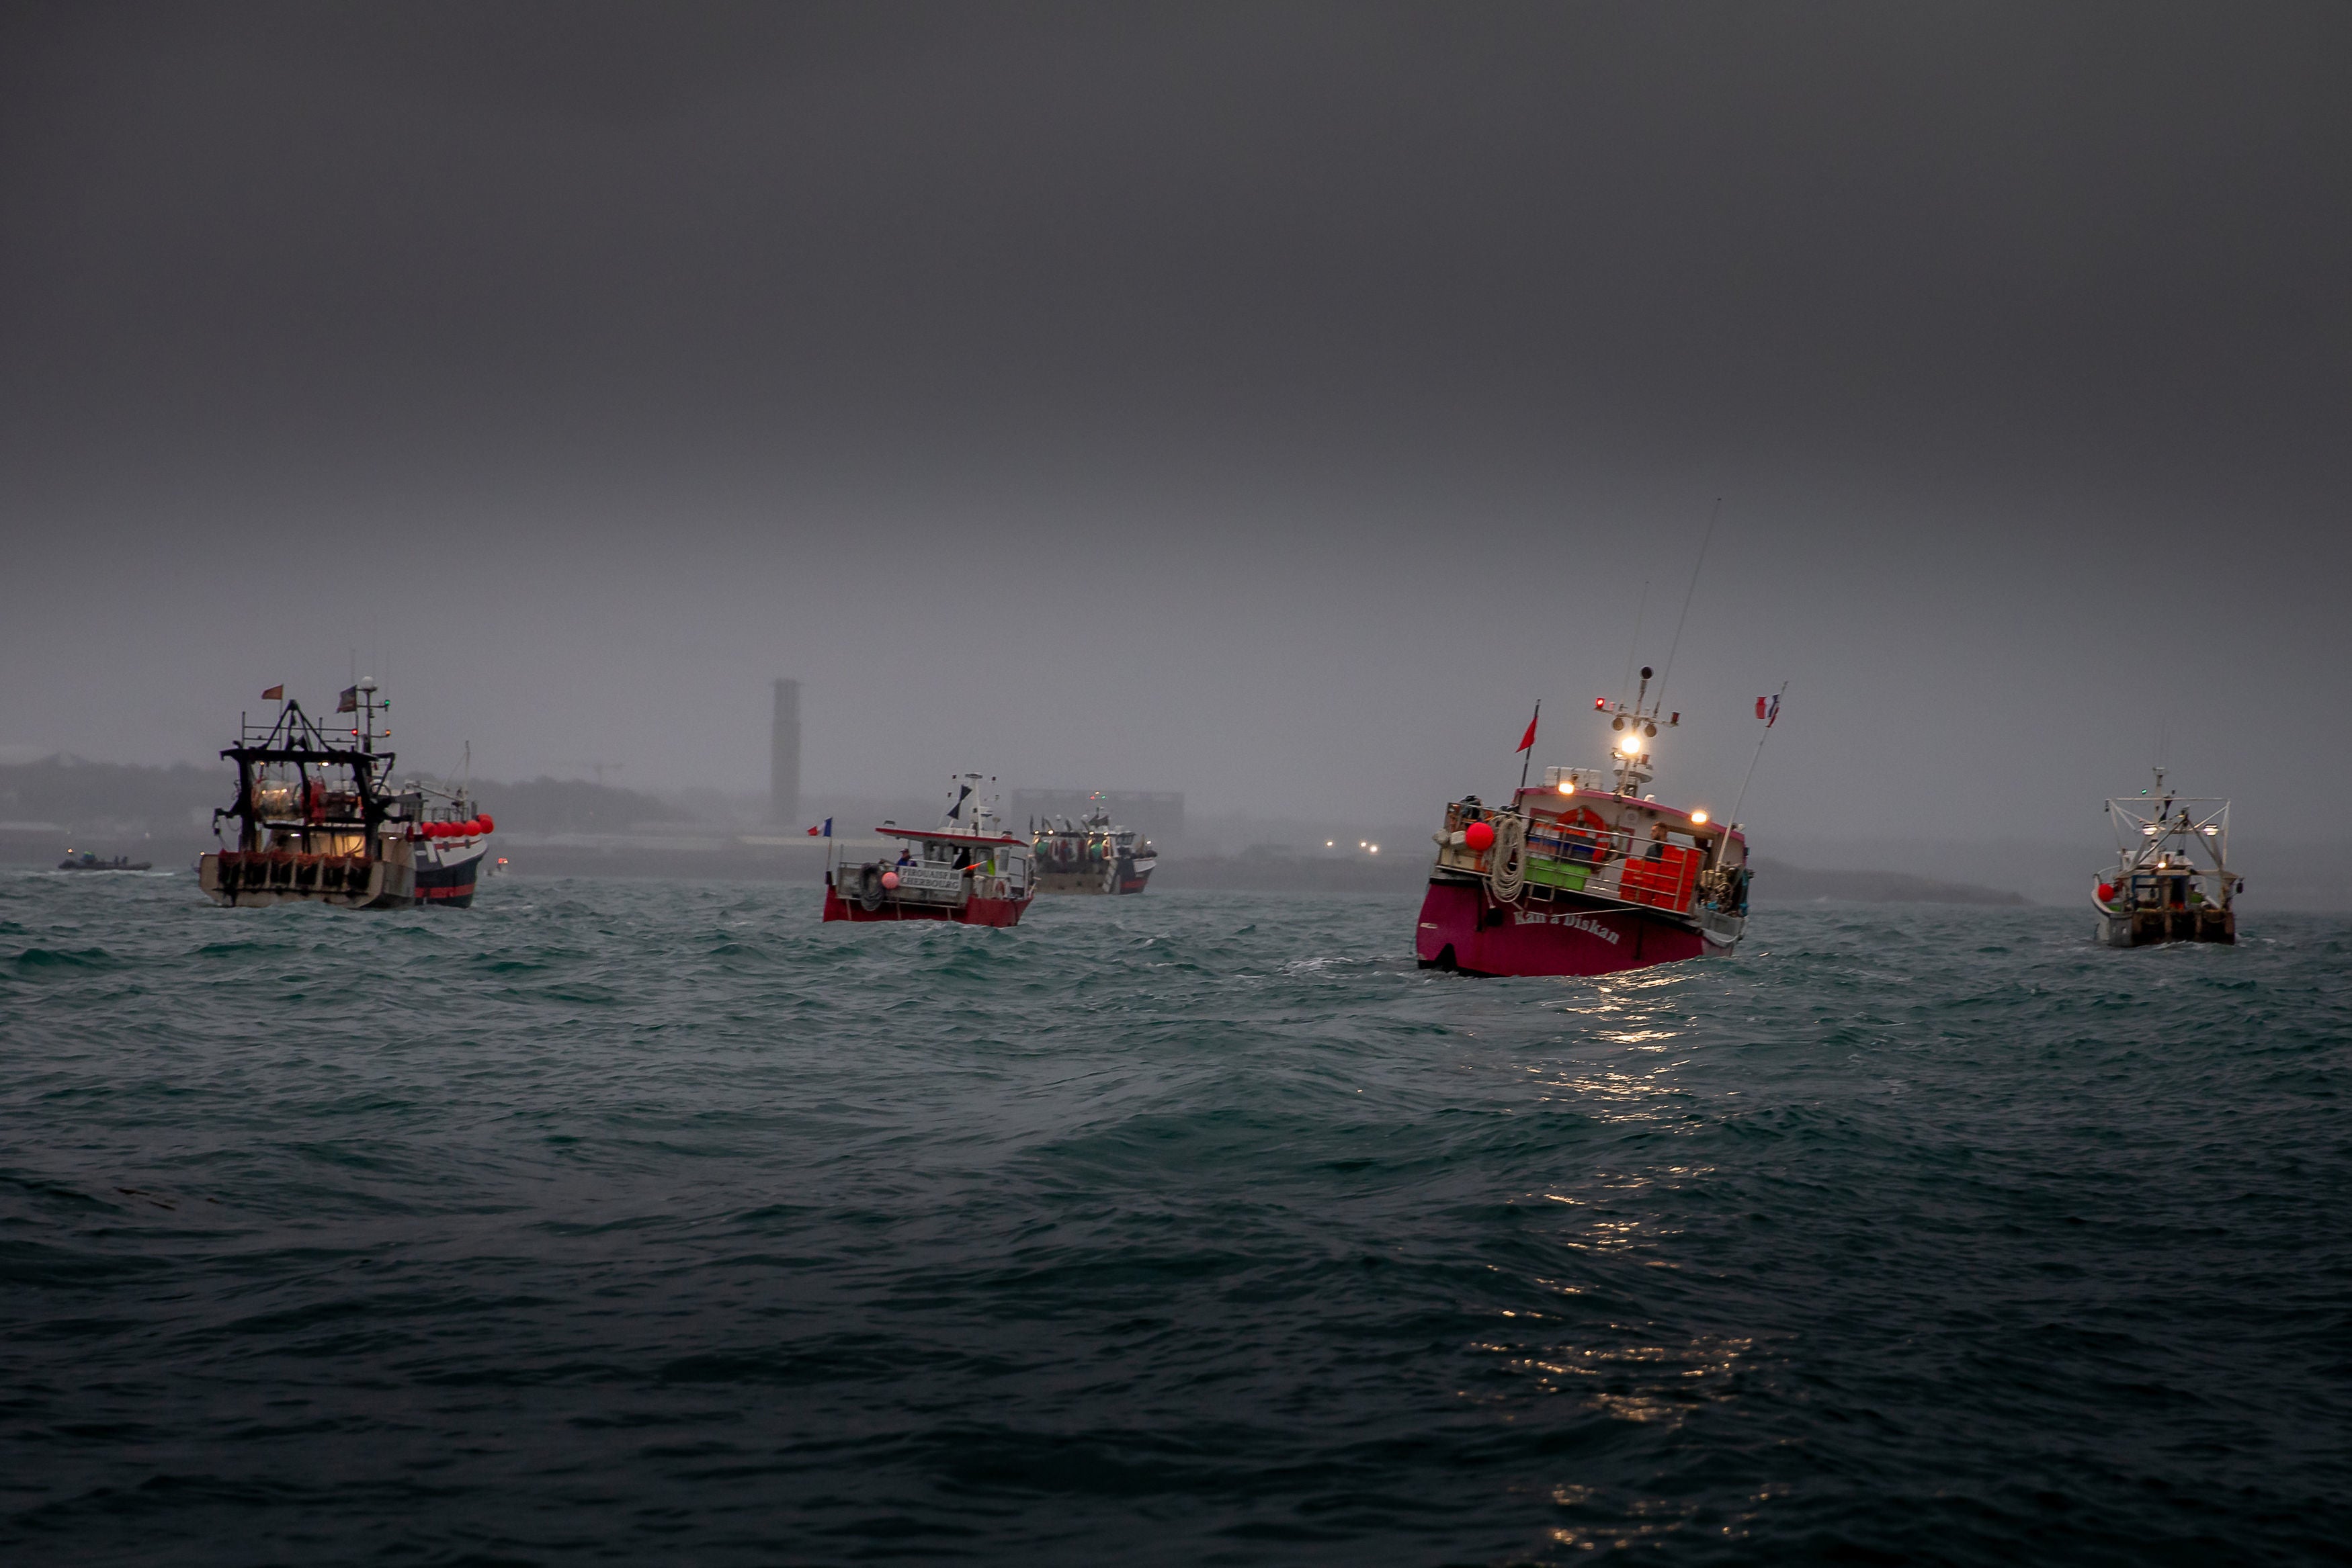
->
[411,783,495,908]
[58,852,153,871]
[823,773,1036,926]
[1415,668,1753,977]
[1030,806,1156,894]
[196,682,493,910]
[2095,770,2238,946]
[404,741,495,908]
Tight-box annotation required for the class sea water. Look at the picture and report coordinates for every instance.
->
[3,873,2346,1565]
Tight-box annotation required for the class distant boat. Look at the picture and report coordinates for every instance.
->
[1029,805,1156,894]
[2095,769,2238,946]
[196,681,495,909]
[408,783,495,908]
[823,774,1036,926]
[58,852,152,871]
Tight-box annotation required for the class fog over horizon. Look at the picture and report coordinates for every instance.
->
[5,2,2347,851]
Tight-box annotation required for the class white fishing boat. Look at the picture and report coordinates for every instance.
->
[2095,769,2238,946]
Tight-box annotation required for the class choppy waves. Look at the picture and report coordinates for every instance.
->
[2,871,2347,1564]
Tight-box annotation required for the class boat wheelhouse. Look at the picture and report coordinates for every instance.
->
[1030,807,1156,895]
[2095,770,2238,946]
[1416,669,1751,977]
[823,774,1036,926]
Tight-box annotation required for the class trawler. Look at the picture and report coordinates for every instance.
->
[409,744,495,907]
[1416,668,1751,977]
[1030,806,1156,894]
[2095,770,2238,945]
[410,783,495,908]
[197,682,493,909]
[823,774,1036,926]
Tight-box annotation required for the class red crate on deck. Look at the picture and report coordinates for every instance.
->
[1619,845,1697,910]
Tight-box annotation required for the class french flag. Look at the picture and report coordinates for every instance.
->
[806,818,832,837]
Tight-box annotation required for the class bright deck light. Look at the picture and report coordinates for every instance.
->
[1557,781,1575,796]
[1691,810,1708,824]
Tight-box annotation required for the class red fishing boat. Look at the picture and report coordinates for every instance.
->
[822,774,1036,926]
[1415,668,1755,977]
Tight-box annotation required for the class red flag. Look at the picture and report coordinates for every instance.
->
[262,685,284,701]
[1516,709,1539,753]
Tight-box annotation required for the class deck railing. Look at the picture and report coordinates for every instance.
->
[1435,803,1720,916]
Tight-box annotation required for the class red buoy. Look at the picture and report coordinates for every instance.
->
[474,814,494,833]
[1463,820,1496,851]
[2096,881,2115,903]
[881,871,900,891]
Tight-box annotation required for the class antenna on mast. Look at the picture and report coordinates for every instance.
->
[1618,580,1651,707]
[1654,497,1719,711]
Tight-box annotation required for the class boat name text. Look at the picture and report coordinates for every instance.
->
[1512,910,1622,944]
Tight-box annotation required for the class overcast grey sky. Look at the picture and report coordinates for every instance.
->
[3,1,2347,841]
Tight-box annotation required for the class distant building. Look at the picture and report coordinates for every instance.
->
[771,680,800,826]
[1011,789,1184,844]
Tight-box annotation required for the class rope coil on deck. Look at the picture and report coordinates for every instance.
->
[1486,813,1529,904]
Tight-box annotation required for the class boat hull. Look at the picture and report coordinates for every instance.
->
[1035,853,1154,896]
[822,883,1032,926]
[199,842,418,909]
[415,837,489,909]
[1414,876,1721,977]
[2096,904,2235,947]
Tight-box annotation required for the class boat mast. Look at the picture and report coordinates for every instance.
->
[1599,666,1669,797]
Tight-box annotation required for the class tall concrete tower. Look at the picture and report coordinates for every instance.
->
[770,679,800,826]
